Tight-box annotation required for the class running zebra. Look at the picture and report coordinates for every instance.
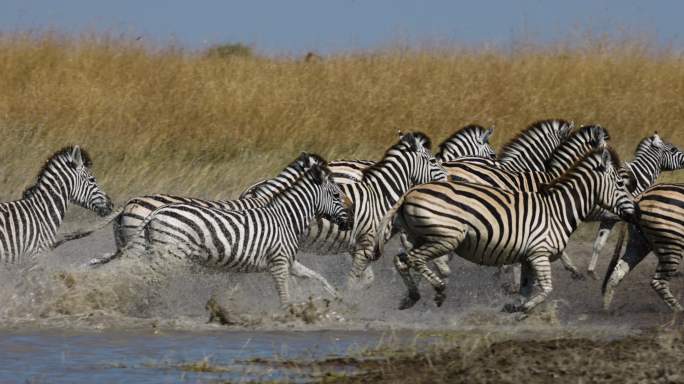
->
[430,124,610,280]
[314,132,448,286]
[374,148,636,312]
[87,152,327,265]
[587,134,684,279]
[603,183,684,312]
[107,162,352,305]
[0,146,112,262]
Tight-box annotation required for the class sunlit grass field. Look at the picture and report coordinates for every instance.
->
[1,33,683,203]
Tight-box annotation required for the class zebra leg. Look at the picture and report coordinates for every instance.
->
[269,259,292,307]
[505,255,552,313]
[433,256,451,278]
[588,220,618,280]
[560,252,585,280]
[603,225,651,310]
[394,251,421,310]
[650,254,684,312]
[290,261,338,298]
[519,261,535,298]
[406,242,455,308]
[347,236,376,289]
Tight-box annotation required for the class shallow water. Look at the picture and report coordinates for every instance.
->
[0,218,680,381]
[0,329,418,383]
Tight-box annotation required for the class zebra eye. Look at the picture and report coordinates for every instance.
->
[88,177,96,183]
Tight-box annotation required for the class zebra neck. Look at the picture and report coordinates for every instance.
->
[260,168,300,198]
[26,181,70,232]
[546,176,598,236]
[545,134,593,178]
[627,150,662,196]
[363,168,411,208]
[269,182,316,237]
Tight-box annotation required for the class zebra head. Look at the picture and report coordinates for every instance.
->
[398,132,448,183]
[436,125,496,161]
[592,148,638,223]
[651,133,684,171]
[62,146,113,217]
[239,152,327,199]
[309,163,354,230]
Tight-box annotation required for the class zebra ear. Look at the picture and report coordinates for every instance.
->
[600,149,612,169]
[481,127,494,143]
[310,164,327,185]
[652,133,663,148]
[70,146,84,168]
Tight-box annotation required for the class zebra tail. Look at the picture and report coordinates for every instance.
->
[602,221,626,294]
[373,195,405,260]
[52,207,124,249]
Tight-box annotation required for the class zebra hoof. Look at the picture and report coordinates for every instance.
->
[399,294,419,310]
[571,271,586,281]
[588,269,600,281]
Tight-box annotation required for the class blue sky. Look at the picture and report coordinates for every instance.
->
[1,1,681,54]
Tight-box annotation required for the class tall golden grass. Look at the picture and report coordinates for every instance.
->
[0,33,683,203]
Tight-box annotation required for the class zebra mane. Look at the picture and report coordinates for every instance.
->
[540,147,621,193]
[634,135,656,155]
[498,119,572,160]
[410,131,433,151]
[361,132,431,179]
[543,124,609,170]
[23,146,93,198]
[437,124,487,155]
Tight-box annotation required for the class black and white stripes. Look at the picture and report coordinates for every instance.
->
[374,148,636,312]
[0,146,112,262]
[118,162,352,305]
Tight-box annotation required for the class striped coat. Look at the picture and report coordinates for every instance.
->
[0,146,112,262]
[374,149,636,312]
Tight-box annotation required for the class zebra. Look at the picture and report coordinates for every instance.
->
[603,183,684,312]
[102,162,352,306]
[324,132,446,288]
[587,134,684,279]
[0,146,112,262]
[238,124,495,194]
[87,152,328,266]
[373,148,637,312]
[429,124,610,280]
[296,132,448,286]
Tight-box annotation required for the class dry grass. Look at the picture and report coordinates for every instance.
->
[1,32,683,203]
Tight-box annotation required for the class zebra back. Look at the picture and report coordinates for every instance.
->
[435,124,496,162]
[497,119,574,172]
[441,124,609,192]
[114,152,327,249]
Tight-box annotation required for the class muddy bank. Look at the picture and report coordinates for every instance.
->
[296,330,684,383]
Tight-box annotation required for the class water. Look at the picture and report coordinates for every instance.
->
[1,329,409,383]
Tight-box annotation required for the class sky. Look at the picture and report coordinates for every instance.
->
[1,1,682,54]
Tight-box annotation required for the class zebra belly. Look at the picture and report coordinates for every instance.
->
[300,218,353,254]
[452,230,529,266]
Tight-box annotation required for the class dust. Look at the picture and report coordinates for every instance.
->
[0,220,679,334]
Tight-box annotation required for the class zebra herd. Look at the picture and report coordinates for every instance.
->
[2,120,684,316]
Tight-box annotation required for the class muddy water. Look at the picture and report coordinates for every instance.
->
[0,220,680,382]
